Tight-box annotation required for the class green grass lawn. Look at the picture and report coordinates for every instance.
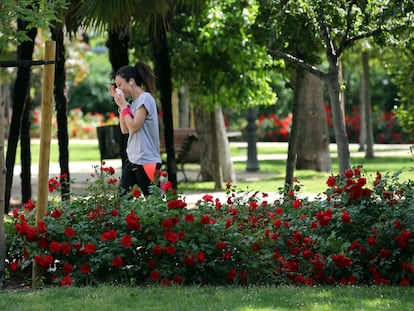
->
[15,140,413,195]
[179,155,413,194]
[1,285,413,311]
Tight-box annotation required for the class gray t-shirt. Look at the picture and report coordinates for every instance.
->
[126,92,161,165]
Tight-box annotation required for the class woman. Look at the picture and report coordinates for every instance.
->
[109,61,162,196]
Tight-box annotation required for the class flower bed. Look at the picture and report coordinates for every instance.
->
[5,165,414,287]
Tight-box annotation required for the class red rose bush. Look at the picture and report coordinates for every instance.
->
[5,164,414,287]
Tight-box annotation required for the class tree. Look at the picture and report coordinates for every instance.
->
[4,20,37,213]
[0,0,66,288]
[260,0,414,175]
[70,0,202,189]
[170,0,277,188]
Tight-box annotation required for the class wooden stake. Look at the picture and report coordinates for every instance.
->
[32,40,56,288]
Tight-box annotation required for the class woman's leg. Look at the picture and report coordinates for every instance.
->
[120,161,138,196]
[134,163,162,196]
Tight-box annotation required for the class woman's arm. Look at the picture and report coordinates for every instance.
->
[123,105,147,134]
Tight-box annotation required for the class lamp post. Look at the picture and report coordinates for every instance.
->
[245,107,259,171]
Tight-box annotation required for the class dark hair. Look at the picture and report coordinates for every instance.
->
[115,61,156,94]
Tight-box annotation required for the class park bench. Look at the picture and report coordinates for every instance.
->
[160,128,200,182]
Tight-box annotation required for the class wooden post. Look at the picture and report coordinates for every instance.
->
[32,40,56,288]
[172,89,179,128]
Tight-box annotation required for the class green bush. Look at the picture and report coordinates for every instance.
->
[5,165,414,287]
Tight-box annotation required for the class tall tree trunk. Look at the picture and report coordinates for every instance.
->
[106,26,130,169]
[51,22,70,200]
[20,96,31,202]
[194,105,234,187]
[150,22,177,189]
[285,67,304,189]
[210,110,223,189]
[215,106,235,184]
[0,84,7,287]
[194,103,213,181]
[326,57,351,175]
[179,85,191,128]
[5,21,37,213]
[362,50,374,158]
[358,72,367,151]
[296,71,331,172]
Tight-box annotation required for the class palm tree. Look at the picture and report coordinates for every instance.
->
[69,0,203,189]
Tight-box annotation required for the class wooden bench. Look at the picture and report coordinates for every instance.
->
[160,128,200,181]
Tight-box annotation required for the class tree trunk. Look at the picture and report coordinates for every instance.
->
[285,68,304,188]
[151,22,177,188]
[20,96,31,202]
[358,72,367,151]
[194,104,213,181]
[362,50,374,158]
[0,84,7,287]
[215,106,235,184]
[106,26,130,170]
[325,58,351,175]
[5,21,37,213]
[194,105,234,187]
[179,85,191,128]
[210,110,223,189]
[51,22,70,200]
[296,71,331,172]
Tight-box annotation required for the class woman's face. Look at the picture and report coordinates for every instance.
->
[115,76,132,98]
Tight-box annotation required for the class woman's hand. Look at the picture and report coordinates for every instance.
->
[108,86,127,109]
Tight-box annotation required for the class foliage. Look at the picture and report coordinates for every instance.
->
[382,44,414,139]
[169,0,278,109]
[0,0,67,52]
[5,163,414,287]
[67,51,114,114]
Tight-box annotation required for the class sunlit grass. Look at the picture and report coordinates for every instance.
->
[1,285,413,311]
[10,140,413,195]
[180,155,413,194]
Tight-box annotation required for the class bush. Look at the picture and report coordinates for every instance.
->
[5,165,414,287]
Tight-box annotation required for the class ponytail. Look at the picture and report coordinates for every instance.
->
[134,61,156,94]
[115,61,157,94]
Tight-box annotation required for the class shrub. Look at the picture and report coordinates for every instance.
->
[5,165,414,287]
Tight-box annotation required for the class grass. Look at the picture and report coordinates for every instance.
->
[180,155,413,194]
[1,285,414,310]
[13,140,414,195]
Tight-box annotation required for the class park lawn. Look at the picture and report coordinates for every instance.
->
[179,155,413,194]
[1,285,414,311]
[12,140,413,194]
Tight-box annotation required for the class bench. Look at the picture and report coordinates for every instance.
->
[160,128,200,182]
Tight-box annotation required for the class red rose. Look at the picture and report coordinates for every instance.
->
[200,215,210,225]
[326,176,336,187]
[64,227,76,238]
[292,199,301,209]
[226,269,237,280]
[80,264,91,275]
[152,244,163,256]
[111,256,124,267]
[62,263,74,275]
[150,271,160,282]
[61,275,73,287]
[48,177,61,193]
[60,242,72,255]
[121,235,133,248]
[184,213,194,223]
[165,245,177,255]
